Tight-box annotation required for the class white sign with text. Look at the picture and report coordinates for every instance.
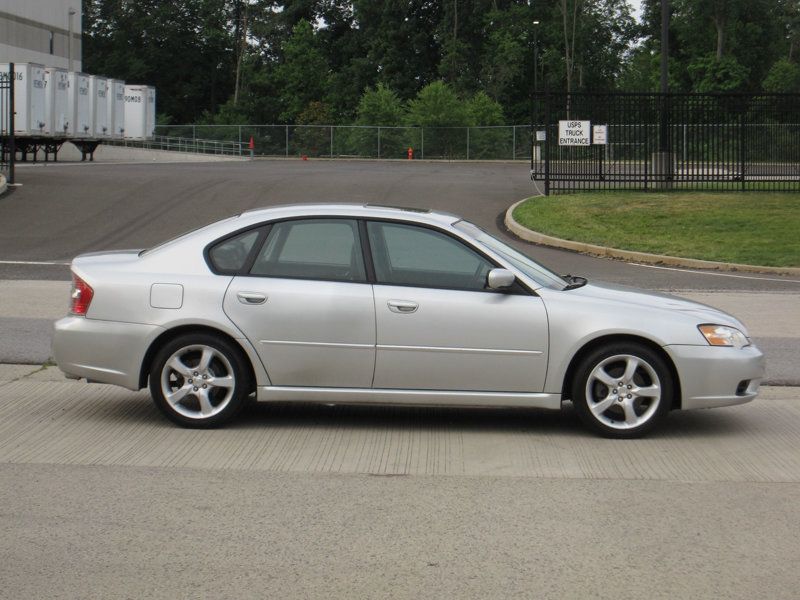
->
[558,120,590,145]
[592,125,607,145]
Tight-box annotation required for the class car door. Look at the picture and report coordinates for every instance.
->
[366,220,549,393]
[222,218,376,388]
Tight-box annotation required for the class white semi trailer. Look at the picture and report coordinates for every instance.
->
[0,62,47,136]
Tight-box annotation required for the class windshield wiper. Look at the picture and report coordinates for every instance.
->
[562,274,588,290]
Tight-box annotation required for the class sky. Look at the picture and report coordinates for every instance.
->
[630,0,644,22]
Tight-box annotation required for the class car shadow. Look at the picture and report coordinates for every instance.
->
[84,391,759,440]
[233,399,756,440]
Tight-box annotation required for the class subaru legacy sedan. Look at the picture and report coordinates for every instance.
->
[53,204,764,438]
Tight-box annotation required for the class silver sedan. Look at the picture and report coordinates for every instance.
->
[53,204,764,438]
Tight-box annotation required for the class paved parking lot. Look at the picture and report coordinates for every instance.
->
[2,366,799,481]
[1,158,799,598]
[1,365,799,599]
[3,160,800,291]
[1,335,799,599]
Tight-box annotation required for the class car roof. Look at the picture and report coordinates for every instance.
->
[236,203,461,228]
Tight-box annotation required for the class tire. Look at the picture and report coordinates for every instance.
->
[149,332,250,428]
[571,342,673,439]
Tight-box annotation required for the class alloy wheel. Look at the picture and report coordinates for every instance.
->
[159,344,236,420]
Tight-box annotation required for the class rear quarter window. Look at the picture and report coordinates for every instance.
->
[208,229,260,273]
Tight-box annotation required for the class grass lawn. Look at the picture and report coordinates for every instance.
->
[512,191,800,267]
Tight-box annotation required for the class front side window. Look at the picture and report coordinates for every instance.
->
[367,221,494,290]
[250,219,366,282]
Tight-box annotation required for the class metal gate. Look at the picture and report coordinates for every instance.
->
[1,62,14,185]
[531,92,800,194]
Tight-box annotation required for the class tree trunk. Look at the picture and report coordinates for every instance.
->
[714,18,724,59]
[712,0,727,60]
[560,0,571,94]
[454,0,458,41]
[234,4,248,106]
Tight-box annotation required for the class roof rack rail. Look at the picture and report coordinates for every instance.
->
[364,204,430,213]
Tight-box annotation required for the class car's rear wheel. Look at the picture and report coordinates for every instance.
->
[150,333,249,428]
[572,342,673,438]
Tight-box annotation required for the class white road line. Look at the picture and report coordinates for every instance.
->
[0,260,70,266]
[628,262,800,283]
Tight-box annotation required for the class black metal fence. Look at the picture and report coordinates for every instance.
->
[0,62,14,185]
[531,92,800,194]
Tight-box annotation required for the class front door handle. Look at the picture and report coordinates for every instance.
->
[387,300,418,314]
[237,291,267,305]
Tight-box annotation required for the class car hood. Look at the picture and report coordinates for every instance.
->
[566,281,748,332]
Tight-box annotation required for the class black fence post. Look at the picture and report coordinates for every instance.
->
[739,107,745,192]
[8,62,14,185]
[544,92,550,196]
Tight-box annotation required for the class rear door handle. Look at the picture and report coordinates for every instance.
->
[387,300,418,314]
[237,291,267,305]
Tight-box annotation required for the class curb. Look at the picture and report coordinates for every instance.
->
[505,199,800,277]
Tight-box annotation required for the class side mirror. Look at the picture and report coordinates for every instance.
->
[487,268,515,290]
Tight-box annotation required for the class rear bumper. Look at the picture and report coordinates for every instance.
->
[665,344,765,410]
[53,316,163,390]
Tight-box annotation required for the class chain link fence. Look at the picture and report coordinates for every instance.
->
[154,124,534,161]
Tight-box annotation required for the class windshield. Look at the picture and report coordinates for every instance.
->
[453,220,569,290]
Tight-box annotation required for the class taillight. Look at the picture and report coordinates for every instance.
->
[70,273,94,316]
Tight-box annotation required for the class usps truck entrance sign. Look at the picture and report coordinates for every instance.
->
[558,120,590,145]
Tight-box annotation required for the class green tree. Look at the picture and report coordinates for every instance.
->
[352,84,408,158]
[293,100,332,157]
[356,84,405,126]
[82,0,236,123]
[466,91,508,159]
[466,92,504,126]
[351,1,443,99]
[763,58,800,92]
[405,81,468,127]
[479,4,532,121]
[405,81,469,159]
[275,19,329,122]
[688,54,750,92]
[630,0,786,92]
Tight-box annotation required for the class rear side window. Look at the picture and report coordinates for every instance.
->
[250,219,366,282]
[208,229,260,273]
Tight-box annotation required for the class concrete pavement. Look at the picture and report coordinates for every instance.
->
[1,365,799,599]
[1,365,798,480]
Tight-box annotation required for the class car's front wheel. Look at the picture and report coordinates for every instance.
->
[572,342,673,438]
[150,333,250,428]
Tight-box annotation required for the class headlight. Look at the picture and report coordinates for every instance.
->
[698,324,750,348]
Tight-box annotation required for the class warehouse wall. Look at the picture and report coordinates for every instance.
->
[0,0,82,71]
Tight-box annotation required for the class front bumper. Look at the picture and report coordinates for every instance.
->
[665,343,765,410]
[53,316,163,391]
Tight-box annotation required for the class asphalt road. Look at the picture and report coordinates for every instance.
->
[3,160,800,291]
